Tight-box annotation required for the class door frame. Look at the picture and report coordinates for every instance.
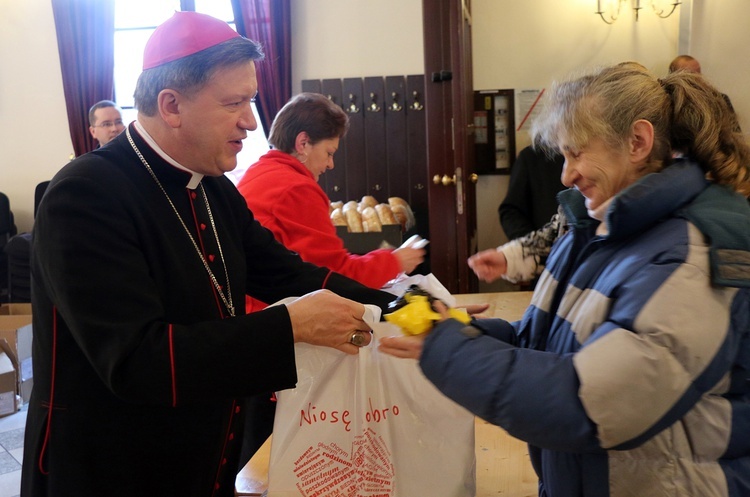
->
[422,0,478,294]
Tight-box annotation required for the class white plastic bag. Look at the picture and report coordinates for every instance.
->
[267,305,475,497]
[381,273,456,307]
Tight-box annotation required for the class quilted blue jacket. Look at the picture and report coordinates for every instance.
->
[421,160,750,496]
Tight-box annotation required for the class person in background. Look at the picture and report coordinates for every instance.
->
[237,92,425,312]
[23,12,394,497]
[668,54,702,74]
[235,93,425,464]
[469,205,566,284]
[381,63,750,496]
[494,145,565,287]
[88,99,125,147]
[669,54,740,131]
[498,144,565,241]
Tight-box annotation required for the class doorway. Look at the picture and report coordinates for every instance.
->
[422,0,478,294]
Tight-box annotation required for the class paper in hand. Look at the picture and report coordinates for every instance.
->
[400,234,429,249]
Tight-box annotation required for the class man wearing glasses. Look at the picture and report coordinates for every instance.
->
[88,99,125,147]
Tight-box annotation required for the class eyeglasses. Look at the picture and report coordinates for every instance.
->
[93,120,125,129]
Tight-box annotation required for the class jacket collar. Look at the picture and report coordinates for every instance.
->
[560,159,750,287]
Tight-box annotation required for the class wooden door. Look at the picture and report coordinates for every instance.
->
[422,0,477,294]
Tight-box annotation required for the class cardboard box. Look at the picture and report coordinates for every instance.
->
[0,314,33,404]
[0,340,18,417]
[336,225,403,255]
[0,303,32,316]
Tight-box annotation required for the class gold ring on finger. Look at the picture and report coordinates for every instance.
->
[349,331,367,347]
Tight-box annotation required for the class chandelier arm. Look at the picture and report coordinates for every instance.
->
[595,0,622,25]
[596,10,617,24]
[652,1,681,18]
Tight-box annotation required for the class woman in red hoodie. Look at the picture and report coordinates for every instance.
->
[237,92,425,312]
[237,93,426,463]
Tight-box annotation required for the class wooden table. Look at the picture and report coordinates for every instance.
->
[236,291,537,496]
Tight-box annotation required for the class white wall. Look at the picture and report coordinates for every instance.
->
[289,0,425,91]
[690,0,750,135]
[1,0,74,233]
[3,0,748,277]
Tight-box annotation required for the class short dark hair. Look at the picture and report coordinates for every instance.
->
[668,55,700,74]
[268,93,349,153]
[88,100,119,126]
[134,37,264,116]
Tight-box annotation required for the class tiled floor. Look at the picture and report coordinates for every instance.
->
[0,405,25,497]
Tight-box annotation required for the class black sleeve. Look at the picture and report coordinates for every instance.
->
[499,146,536,240]
[240,209,394,313]
[323,271,395,313]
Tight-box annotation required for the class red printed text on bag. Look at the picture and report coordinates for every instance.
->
[300,398,401,432]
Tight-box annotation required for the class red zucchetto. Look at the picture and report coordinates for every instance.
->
[143,11,240,70]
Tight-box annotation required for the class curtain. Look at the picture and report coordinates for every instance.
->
[51,0,116,157]
[232,0,292,134]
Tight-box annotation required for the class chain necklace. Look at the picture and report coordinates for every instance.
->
[126,127,235,317]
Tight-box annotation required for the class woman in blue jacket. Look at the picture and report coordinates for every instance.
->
[381,63,750,496]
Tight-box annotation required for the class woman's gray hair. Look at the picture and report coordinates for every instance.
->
[532,63,671,175]
[134,37,264,116]
[531,63,750,194]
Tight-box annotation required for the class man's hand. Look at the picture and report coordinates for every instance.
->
[286,289,372,354]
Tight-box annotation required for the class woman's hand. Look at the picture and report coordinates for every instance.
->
[467,248,508,283]
[461,303,490,317]
[393,246,426,274]
[379,300,453,359]
[378,334,426,359]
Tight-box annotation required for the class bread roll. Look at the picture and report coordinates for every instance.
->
[330,207,347,226]
[391,205,408,230]
[359,195,378,212]
[360,206,382,232]
[391,204,416,231]
[375,203,398,225]
[330,201,344,213]
[388,197,415,229]
[343,200,359,212]
[387,196,408,210]
[345,208,363,233]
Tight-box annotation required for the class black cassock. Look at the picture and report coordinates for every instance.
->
[23,124,393,497]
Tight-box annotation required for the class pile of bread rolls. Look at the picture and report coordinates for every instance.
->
[330,196,416,233]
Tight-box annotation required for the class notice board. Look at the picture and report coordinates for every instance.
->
[473,89,515,174]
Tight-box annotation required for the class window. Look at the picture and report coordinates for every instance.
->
[114,0,269,184]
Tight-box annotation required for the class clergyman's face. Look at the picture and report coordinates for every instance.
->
[172,61,259,176]
[89,106,125,146]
